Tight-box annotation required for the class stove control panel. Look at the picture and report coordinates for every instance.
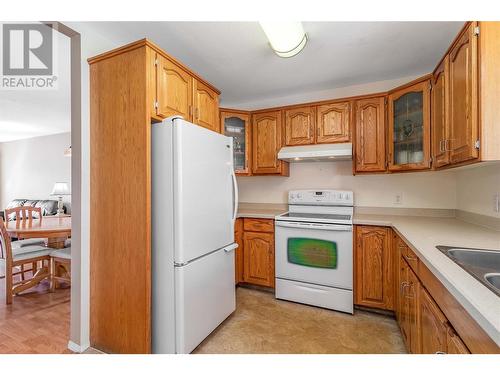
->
[288,190,354,206]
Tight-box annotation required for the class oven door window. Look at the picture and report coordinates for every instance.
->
[287,238,337,269]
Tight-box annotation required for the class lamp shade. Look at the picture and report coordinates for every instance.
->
[51,182,71,196]
[259,22,308,58]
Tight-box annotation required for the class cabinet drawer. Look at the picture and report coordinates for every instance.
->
[243,218,274,233]
[398,239,419,272]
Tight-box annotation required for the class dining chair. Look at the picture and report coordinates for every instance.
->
[4,206,46,278]
[49,247,71,292]
[0,218,51,304]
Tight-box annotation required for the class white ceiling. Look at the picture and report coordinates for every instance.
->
[71,21,463,108]
[1,22,464,142]
[0,23,71,143]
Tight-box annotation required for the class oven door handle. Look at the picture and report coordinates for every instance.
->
[275,221,352,231]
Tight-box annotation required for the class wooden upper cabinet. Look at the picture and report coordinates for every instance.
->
[354,96,387,173]
[432,57,450,169]
[193,79,219,132]
[316,101,351,144]
[156,54,193,120]
[355,226,394,310]
[252,110,288,175]
[243,231,275,288]
[419,286,448,354]
[388,79,431,171]
[448,22,479,164]
[284,106,315,146]
[221,110,251,175]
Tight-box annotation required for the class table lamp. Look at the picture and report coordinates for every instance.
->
[51,182,71,215]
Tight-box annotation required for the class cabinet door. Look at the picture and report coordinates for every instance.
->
[156,55,193,120]
[449,23,479,164]
[355,226,394,310]
[316,101,351,144]
[221,111,251,175]
[407,267,421,354]
[243,231,275,287]
[419,286,448,354]
[446,325,470,354]
[432,57,450,168]
[193,79,219,132]
[398,256,411,349]
[388,80,431,171]
[252,111,287,175]
[234,218,244,285]
[284,106,315,146]
[354,97,387,173]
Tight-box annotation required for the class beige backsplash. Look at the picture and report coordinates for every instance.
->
[237,161,457,209]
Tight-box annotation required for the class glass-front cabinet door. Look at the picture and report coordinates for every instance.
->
[220,110,251,175]
[388,80,431,171]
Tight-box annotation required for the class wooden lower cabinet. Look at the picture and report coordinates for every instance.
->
[446,325,471,354]
[243,231,275,287]
[354,226,394,310]
[419,285,448,353]
[397,254,420,353]
[234,218,275,288]
[393,232,476,354]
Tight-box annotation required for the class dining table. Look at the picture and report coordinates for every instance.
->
[5,216,71,249]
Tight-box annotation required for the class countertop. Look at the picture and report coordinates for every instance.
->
[236,203,287,219]
[237,203,500,346]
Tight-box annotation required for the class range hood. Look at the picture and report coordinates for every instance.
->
[277,143,352,162]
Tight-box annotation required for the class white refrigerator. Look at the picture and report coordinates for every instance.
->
[152,116,238,354]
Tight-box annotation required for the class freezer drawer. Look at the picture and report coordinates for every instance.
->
[175,245,236,354]
[276,278,353,314]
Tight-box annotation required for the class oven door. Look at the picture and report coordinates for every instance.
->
[275,221,353,289]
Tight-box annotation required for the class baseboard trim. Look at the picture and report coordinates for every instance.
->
[68,340,88,353]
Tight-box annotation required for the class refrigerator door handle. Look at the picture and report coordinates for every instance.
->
[231,168,239,223]
[223,243,238,253]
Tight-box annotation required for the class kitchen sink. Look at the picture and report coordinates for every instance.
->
[485,273,500,292]
[437,246,500,297]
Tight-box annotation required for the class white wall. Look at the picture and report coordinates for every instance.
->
[456,163,500,218]
[238,161,457,208]
[0,132,71,210]
[223,74,421,110]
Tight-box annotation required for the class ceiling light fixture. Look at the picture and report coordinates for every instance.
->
[259,22,308,58]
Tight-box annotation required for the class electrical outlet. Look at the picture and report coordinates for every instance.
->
[394,193,403,205]
[494,192,500,213]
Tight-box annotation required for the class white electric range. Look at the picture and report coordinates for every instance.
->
[275,189,354,314]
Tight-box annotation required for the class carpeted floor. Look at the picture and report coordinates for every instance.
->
[194,287,407,354]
